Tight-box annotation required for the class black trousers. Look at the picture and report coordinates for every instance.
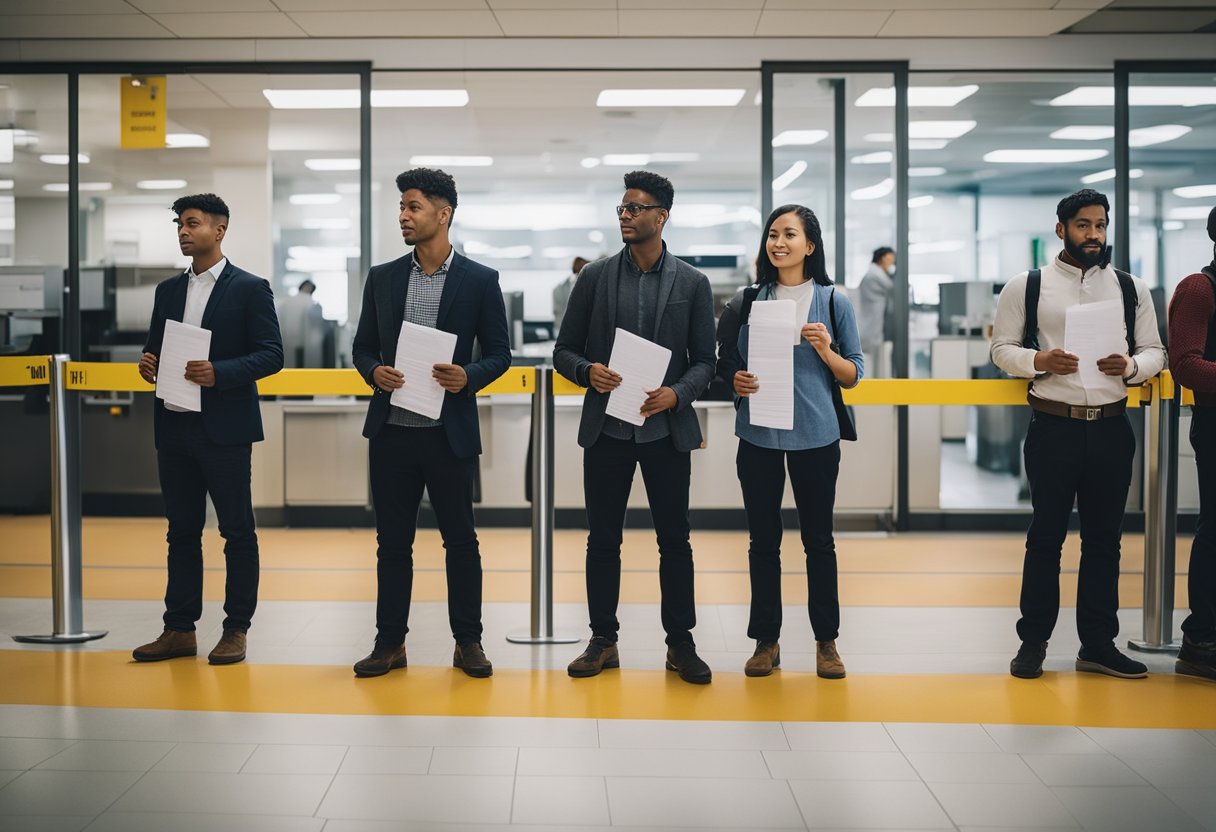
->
[737,438,841,643]
[583,434,696,647]
[157,411,258,633]
[369,425,482,646]
[1018,410,1135,649]
[1185,406,1216,643]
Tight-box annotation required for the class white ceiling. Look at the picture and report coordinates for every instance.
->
[2,1,1212,40]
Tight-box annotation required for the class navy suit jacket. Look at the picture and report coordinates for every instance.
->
[143,261,284,449]
[351,250,511,459]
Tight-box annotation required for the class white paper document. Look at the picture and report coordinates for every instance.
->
[1064,300,1126,389]
[156,319,212,412]
[391,321,459,420]
[749,298,802,345]
[605,328,672,427]
[747,300,797,431]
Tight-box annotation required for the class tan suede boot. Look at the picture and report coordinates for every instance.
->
[744,642,780,677]
[132,629,197,662]
[816,640,846,679]
[208,630,247,665]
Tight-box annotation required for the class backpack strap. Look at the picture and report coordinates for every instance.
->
[828,287,840,347]
[1114,268,1137,355]
[1022,269,1041,350]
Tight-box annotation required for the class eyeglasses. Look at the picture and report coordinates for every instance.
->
[615,203,664,218]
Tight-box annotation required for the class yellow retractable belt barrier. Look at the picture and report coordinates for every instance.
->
[0,355,50,387]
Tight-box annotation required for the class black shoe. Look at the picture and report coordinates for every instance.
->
[353,643,407,678]
[1010,641,1047,679]
[1176,635,1216,681]
[568,636,620,678]
[665,641,712,685]
[454,642,494,678]
[1076,644,1148,679]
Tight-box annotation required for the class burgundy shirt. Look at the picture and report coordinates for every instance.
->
[1168,272,1216,406]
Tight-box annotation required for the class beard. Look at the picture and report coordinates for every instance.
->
[1064,237,1106,269]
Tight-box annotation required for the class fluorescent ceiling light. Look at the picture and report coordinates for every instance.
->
[301,218,352,230]
[1052,126,1114,141]
[165,132,209,148]
[648,152,700,163]
[1174,184,1216,199]
[372,89,469,108]
[289,193,342,205]
[686,244,747,256]
[772,160,808,192]
[42,182,110,192]
[580,157,601,169]
[0,129,12,164]
[864,132,893,143]
[908,195,935,208]
[910,120,976,139]
[909,167,947,177]
[462,240,532,259]
[1169,206,1213,220]
[1129,124,1192,147]
[910,239,966,253]
[305,158,359,171]
[40,153,89,165]
[1050,86,1216,107]
[136,179,187,190]
[772,129,828,147]
[12,129,38,148]
[1163,220,1185,231]
[602,154,650,166]
[0,179,13,190]
[1080,168,1143,184]
[668,204,762,229]
[262,89,469,109]
[408,155,492,167]
[459,203,599,232]
[850,178,894,201]
[911,139,950,150]
[985,149,1108,164]
[851,151,892,165]
[596,89,745,107]
[855,85,979,108]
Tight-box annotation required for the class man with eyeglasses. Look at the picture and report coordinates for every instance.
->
[554,170,717,684]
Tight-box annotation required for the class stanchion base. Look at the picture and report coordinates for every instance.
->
[505,632,580,645]
[1128,639,1180,655]
[13,631,108,645]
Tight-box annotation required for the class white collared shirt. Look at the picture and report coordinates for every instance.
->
[164,257,226,413]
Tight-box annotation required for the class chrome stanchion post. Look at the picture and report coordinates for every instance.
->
[1130,379,1179,654]
[14,355,107,645]
[507,365,576,645]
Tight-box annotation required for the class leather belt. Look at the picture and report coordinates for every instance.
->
[1027,393,1127,421]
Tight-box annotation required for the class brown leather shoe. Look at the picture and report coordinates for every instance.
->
[816,639,846,679]
[208,630,247,665]
[744,641,780,677]
[353,643,407,678]
[567,637,620,678]
[132,629,197,662]
[454,642,493,678]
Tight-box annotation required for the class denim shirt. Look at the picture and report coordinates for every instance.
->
[734,282,864,451]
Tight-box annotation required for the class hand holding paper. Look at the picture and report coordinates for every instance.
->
[156,319,212,412]
[391,321,458,420]
[1064,300,1125,388]
[747,300,796,430]
[605,328,672,427]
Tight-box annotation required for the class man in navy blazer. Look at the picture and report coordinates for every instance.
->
[133,194,283,666]
[351,168,511,679]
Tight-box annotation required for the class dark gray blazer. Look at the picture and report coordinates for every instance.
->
[553,247,716,452]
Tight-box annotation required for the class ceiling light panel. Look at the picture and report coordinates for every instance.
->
[1173,184,1216,199]
[263,89,469,109]
[1050,86,1216,107]
[909,121,976,139]
[596,89,745,107]
[772,130,828,147]
[1081,168,1143,184]
[855,85,978,108]
[408,156,492,167]
[985,149,1109,164]
[305,158,360,171]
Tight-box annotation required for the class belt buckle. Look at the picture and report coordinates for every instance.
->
[1085,407,1101,421]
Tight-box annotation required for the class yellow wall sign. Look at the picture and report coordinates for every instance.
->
[120,75,166,149]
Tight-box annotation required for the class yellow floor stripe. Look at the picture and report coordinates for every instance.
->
[1,649,1213,728]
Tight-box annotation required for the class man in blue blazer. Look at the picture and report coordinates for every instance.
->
[351,168,511,679]
[133,193,283,666]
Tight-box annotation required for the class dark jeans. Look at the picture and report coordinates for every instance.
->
[737,439,841,643]
[370,425,482,646]
[1185,406,1216,642]
[1018,410,1135,649]
[157,410,258,633]
[583,434,696,647]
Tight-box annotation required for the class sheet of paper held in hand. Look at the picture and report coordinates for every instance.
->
[749,296,803,345]
[1064,299,1126,389]
[156,319,212,412]
[605,327,672,427]
[747,299,796,430]
[391,321,458,420]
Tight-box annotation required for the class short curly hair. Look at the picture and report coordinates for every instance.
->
[623,170,674,211]
[1056,188,1109,225]
[171,193,229,222]
[396,167,458,216]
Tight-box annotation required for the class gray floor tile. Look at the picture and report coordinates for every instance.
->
[609,776,804,828]
[338,746,431,775]
[1119,753,1216,789]
[0,771,141,816]
[1021,753,1147,787]
[790,780,954,829]
[321,824,733,832]
[599,719,789,750]
[0,818,92,832]
[317,774,513,823]
[1163,788,1216,832]
[907,752,1038,784]
[930,782,1076,827]
[428,746,517,775]
[782,722,898,752]
[0,770,23,788]
[887,723,1002,754]
[84,813,324,832]
[519,747,769,779]
[512,775,609,825]
[36,740,174,772]
[108,772,332,816]
[152,742,256,773]
[242,745,347,775]
[764,750,918,781]
[983,725,1106,755]
[0,739,78,770]
[1081,728,1216,758]
[1053,785,1204,831]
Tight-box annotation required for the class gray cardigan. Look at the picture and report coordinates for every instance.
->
[553,247,717,452]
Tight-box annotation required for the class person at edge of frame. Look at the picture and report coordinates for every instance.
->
[990,187,1165,681]
[1166,204,1216,682]
[715,203,864,680]
[554,170,718,684]
[350,168,511,680]
[133,193,284,666]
